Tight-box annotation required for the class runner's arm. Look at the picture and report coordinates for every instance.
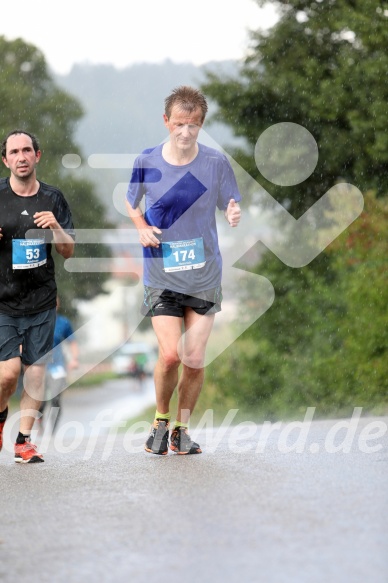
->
[66,339,79,370]
[224,198,241,228]
[125,200,162,248]
[33,211,75,259]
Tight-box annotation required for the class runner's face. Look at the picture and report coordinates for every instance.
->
[163,106,203,152]
[2,134,41,180]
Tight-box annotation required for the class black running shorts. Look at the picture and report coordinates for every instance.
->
[141,286,222,317]
[0,308,56,365]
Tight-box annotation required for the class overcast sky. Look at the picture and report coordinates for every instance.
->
[1,1,278,74]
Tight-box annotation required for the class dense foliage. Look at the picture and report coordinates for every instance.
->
[201,0,388,418]
[202,193,387,419]
[203,0,388,216]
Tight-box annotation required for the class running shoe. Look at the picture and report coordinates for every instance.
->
[14,439,44,464]
[170,427,202,455]
[145,419,170,455]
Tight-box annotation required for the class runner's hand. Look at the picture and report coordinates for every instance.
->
[138,226,162,248]
[226,199,241,227]
[33,211,60,230]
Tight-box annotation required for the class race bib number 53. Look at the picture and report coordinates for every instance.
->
[12,239,47,269]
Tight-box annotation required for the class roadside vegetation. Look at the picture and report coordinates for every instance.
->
[200,0,388,420]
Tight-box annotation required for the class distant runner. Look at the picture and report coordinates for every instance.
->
[38,296,79,433]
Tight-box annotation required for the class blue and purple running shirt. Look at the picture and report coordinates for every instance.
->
[126,143,242,293]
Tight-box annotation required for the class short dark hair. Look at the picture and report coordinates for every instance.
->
[164,86,208,122]
[1,129,40,158]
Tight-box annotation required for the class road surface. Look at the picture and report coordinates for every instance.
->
[1,379,387,583]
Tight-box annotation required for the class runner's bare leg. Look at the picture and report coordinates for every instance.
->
[0,357,21,411]
[20,364,45,433]
[151,310,214,422]
[151,315,183,414]
[177,309,215,424]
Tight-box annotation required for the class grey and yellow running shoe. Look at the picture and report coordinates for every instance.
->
[145,419,170,455]
[170,426,202,455]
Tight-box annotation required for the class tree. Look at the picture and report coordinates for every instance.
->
[0,37,112,316]
[205,192,387,419]
[202,0,388,216]
[327,192,388,404]
[200,1,388,418]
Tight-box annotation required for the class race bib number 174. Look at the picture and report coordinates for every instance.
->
[162,237,205,272]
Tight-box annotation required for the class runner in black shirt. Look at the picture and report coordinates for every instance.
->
[0,130,75,463]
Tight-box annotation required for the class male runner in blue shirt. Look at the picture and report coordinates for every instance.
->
[126,86,241,455]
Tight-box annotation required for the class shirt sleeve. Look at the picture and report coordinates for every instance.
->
[126,148,165,209]
[217,155,242,211]
[56,193,76,239]
[58,317,75,343]
[126,156,145,209]
[64,318,75,341]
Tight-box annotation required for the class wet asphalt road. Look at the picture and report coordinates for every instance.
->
[0,379,387,583]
